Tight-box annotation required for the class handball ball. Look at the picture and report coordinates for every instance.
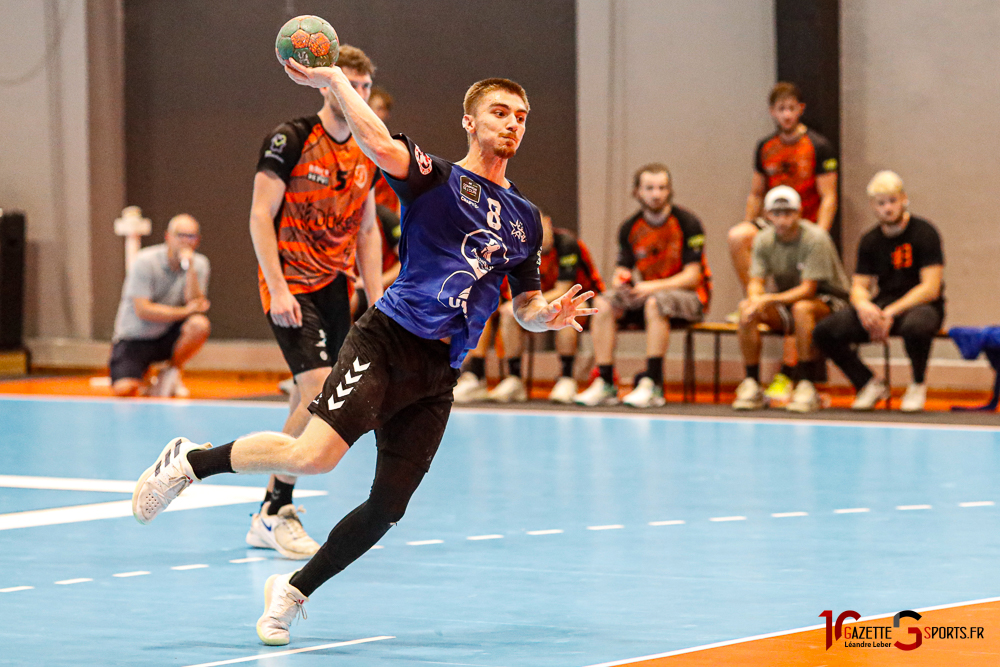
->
[275,15,339,68]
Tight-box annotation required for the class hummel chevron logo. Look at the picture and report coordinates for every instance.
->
[327,357,371,411]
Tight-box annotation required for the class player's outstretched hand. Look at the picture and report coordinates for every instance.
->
[541,284,597,332]
[284,58,337,89]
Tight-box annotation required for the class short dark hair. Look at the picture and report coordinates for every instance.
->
[463,78,529,116]
[769,82,801,106]
[337,44,375,76]
[632,163,671,191]
[369,85,394,111]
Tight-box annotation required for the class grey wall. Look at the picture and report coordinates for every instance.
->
[577,0,777,322]
[841,1,1000,328]
[120,0,577,340]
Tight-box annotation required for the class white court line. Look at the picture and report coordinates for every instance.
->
[182,635,394,667]
[771,512,808,518]
[172,564,209,571]
[961,501,995,507]
[527,529,563,535]
[897,504,932,510]
[649,520,685,526]
[407,540,443,546]
[113,571,150,578]
[709,516,746,522]
[0,479,326,531]
[834,507,870,514]
[467,534,504,540]
[229,557,267,564]
[579,595,1000,667]
[369,545,384,550]
[0,586,33,593]
[587,524,624,531]
[54,578,92,585]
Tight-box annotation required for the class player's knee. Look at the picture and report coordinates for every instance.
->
[643,296,661,318]
[183,314,211,339]
[728,223,755,249]
[790,300,814,321]
[368,491,410,526]
[292,438,341,476]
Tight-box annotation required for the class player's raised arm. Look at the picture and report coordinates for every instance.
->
[284,60,410,179]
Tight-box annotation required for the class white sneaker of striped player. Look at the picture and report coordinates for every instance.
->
[453,371,488,403]
[574,377,619,406]
[488,376,528,402]
[132,437,210,524]
[246,502,321,560]
[257,571,308,646]
[548,376,578,403]
[622,377,666,408]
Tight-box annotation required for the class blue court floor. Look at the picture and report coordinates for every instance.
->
[3,396,1000,666]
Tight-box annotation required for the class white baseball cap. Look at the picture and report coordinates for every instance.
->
[763,185,802,212]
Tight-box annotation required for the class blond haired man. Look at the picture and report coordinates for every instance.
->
[813,171,945,411]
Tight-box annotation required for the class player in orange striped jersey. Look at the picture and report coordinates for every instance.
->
[246,45,383,559]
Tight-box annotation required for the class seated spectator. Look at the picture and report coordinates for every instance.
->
[109,214,210,397]
[576,163,712,408]
[484,212,606,403]
[732,186,848,412]
[813,171,945,412]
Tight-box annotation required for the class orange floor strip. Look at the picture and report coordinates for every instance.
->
[611,600,1000,666]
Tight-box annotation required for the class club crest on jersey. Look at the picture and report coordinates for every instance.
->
[414,144,433,176]
[460,175,481,207]
[354,164,368,188]
[264,134,288,163]
[437,230,510,314]
[306,164,330,186]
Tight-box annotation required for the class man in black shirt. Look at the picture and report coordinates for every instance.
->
[813,171,944,412]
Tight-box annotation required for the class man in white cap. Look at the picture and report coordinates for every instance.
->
[732,185,848,412]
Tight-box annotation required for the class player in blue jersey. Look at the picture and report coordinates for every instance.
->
[131,59,595,645]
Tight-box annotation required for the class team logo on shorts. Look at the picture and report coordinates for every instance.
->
[414,144,433,176]
[326,357,370,411]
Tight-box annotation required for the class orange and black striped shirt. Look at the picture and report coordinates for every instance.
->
[754,128,837,222]
[255,115,377,312]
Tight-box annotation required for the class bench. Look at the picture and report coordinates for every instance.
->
[682,322,950,408]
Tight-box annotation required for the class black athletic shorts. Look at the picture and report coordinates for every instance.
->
[109,322,184,383]
[308,306,459,471]
[269,274,352,375]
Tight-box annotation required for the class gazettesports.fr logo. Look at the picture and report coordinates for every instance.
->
[820,609,985,651]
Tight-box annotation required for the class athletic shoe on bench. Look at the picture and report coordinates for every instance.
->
[488,376,528,402]
[900,383,927,412]
[732,377,765,410]
[257,571,308,646]
[622,377,666,408]
[548,376,578,404]
[132,437,210,524]
[852,378,889,410]
[786,380,820,413]
[246,502,321,560]
[574,377,618,406]
[453,371,488,403]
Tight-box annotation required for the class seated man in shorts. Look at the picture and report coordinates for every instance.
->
[732,186,848,412]
[485,211,605,403]
[109,214,210,397]
[575,163,711,408]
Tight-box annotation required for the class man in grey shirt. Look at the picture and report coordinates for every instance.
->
[110,214,210,397]
[733,186,848,412]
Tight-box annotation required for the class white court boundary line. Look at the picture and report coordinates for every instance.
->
[182,635,393,667]
[580,595,1000,667]
[1,394,999,432]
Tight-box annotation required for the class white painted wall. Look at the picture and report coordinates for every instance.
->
[0,0,91,338]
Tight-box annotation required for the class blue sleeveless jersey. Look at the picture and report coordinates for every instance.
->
[377,135,543,367]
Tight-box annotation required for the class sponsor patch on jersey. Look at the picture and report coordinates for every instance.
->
[414,144,433,176]
[687,234,705,249]
[823,157,838,172]
[460,175,482,205]
[559,253,578,267]
[306,164,330,186]
[270,134,287,153]
[510,220,526,243]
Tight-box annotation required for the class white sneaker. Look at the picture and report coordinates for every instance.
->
[277,378,295,395]
[246,502,321,560]
[548,376,577,404]
[732,377,765,410]
[132,437,209,524]
[574,377,619,406]
[786,380,820,413]
[453,371,488,403]
[256,571,308,646]
[852,378,889,410]
[149,365,180,397]
[622,377,666,408]
[488,376,528,403]
[173,378,191,398]
[900,383,927,413]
